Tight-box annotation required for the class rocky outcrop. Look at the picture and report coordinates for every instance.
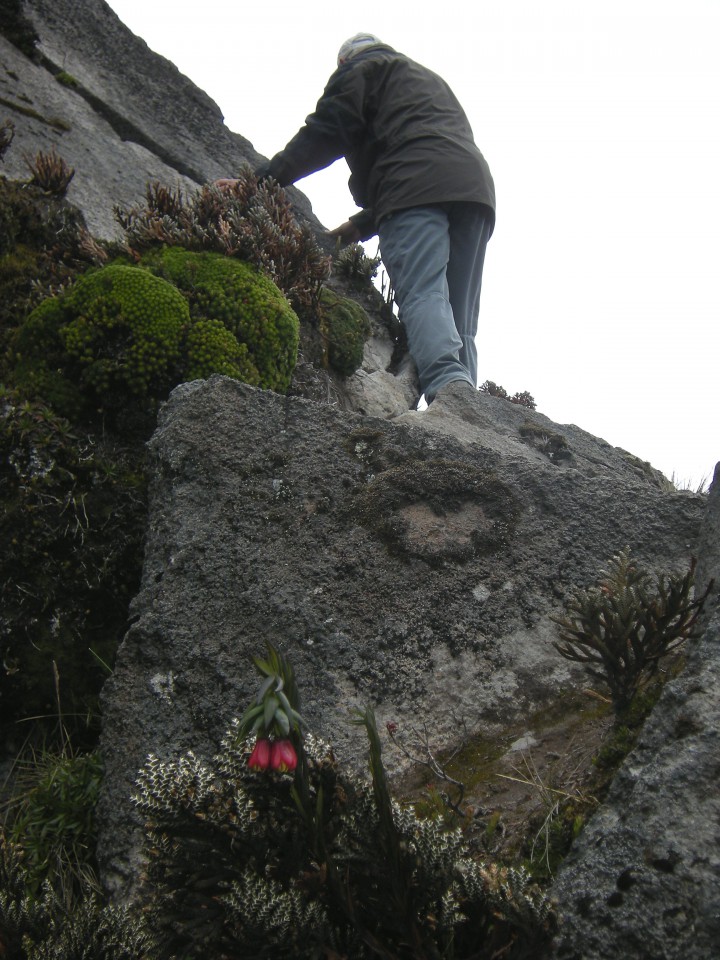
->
[551,466,720,960]
[1,0,324,241]
[97,376,706,901]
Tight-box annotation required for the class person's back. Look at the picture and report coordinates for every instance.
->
[339,45,495,228]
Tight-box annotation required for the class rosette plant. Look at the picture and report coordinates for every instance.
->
[238,644,303,773]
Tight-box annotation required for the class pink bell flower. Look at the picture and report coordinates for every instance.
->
[247,738,272,771]
[270,739,298,773]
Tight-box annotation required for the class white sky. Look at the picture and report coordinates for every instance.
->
[106,0,719,489]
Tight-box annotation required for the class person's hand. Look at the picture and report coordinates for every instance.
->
[213,178,239,193]
[327,220,362,246]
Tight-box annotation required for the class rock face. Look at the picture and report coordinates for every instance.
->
[97,376,706,904]
[1,0,323,241]
[551,465,720,960]
[6,4,719,952]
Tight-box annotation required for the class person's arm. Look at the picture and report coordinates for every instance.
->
[264,63,368,187]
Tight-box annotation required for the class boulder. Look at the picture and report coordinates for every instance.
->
[97,376,705,896]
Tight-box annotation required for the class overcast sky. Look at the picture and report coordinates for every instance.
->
[106,0,719,490]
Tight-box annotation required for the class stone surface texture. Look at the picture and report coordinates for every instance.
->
[2,0,325,243]
[551,466,720,960]
[97,376,707,909]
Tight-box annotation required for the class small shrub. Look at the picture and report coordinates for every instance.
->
[116,168,331,315]
[0,834,155,959]
[551,549,712,714]
[23,148,75,197]
[318,287,371,376]
[480,380,536,410]
[334,242,381,286]
[0,388,147,733]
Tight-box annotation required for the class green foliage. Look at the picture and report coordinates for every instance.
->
[11,264,188,420]
[183,317,255,382]
[142,246,299,392]
[132,690,555,958]
[6,747,103,900]
[334,243,381,286]
[0,388,146,734]
[116,169,331,315]
[318,287,371,377]
[551,549,711,714]
[54,72,79,90]
[237,643,304,741]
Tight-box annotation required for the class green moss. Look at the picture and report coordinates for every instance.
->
[319,286,371,376]
[12,264,189,418]
[141,247,299,393]
[184,317,258,384]
[54,71,79,89]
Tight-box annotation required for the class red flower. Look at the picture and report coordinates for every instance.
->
[248,738,272,770]
[270,739,298,773]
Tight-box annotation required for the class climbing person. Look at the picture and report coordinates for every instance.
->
[217,33,495,407]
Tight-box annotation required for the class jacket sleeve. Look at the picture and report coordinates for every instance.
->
[266,64,368,186]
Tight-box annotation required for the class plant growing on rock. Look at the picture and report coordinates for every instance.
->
[334,242,381,286]
[318,286,371,377]
[116,168,331,314]
[551,549,712,714]
[479,380,536,410]
[132,645,555,959]
[23,148,75,197]
[141,246,299,393]
[0,388,147,734]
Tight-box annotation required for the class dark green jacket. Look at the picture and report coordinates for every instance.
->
[265,44,496,240]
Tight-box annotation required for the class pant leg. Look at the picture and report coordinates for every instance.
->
[445,204,493,388]
[379,206,473,402]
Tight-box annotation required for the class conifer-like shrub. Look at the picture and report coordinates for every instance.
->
[141,246,299,392]
[551,549,711,714]
[318,286,371,377]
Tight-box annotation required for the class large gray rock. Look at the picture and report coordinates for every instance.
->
[551,465,720,960]
[97,376,705,896]
[1,0,325,241]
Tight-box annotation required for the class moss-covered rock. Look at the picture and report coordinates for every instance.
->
[141,247,299,393]
[318,287,371,377]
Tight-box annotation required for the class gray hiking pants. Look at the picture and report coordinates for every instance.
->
[378,202,492,403]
